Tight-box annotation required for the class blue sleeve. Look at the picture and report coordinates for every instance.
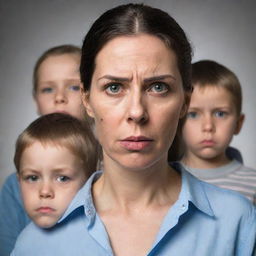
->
[236,204,256,256]
[0,173,30,256]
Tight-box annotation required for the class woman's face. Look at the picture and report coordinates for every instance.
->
[83,34,185,170]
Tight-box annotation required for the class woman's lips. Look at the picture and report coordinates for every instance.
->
[120,136,153,151]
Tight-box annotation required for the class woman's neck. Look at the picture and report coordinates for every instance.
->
[93,157,181,214]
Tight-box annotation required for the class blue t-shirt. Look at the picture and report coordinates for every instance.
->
[11,164,256,256]
[0,173,30,256]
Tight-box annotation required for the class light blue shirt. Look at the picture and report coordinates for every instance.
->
[11,164,256,256]
[0,173,30,256]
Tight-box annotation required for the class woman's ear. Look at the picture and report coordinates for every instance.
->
[180,91,191,119]
[234,113,245,135]
[179,103,188,119]
[80,85,95,119]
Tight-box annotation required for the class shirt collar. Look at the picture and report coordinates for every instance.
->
[58,165,215,224]
[172,162,215,217]
[58,171,102,223]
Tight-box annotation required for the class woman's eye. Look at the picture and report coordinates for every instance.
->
[69,85,80,91]
[187,111,198,119]
[56,176,70,182]
[149,82,169,94]
[41,87,53,94]
[215,111,227,118]
[105,83,122,94]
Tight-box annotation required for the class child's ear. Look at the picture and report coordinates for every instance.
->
[234,113,245,135]
[80,84,95,119]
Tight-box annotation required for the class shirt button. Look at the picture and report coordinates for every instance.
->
[181,204,186,210]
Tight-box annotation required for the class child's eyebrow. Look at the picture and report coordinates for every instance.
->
[38,78,80,84]
[63,79,81,83]
[51,168,74,173]
[19,169,40,174]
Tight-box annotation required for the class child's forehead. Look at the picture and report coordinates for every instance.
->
[37,55,81,83]
[193,84,231,96]
[190,85,236,107]
[21,140,83,164]
[41,53,81,66]
[25,140,72,153]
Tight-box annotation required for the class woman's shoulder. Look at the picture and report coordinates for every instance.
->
[173,162,256,218]
[188,170,256,220]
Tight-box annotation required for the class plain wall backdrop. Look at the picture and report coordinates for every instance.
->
[0,0,255,187]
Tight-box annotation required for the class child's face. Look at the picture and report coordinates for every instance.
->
[18,141,87,228]
[34,54,86,120]
[182,86,244,164]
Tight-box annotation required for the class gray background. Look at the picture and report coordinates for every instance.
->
[0,0,255,187]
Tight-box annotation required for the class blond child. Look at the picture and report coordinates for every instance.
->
[32,44,88,120]
[181,60,256,204]
[0,45,93,255]
[15,113,99,228]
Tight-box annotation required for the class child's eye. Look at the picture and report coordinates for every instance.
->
[69,85,80,91]
[148,82,169,94]
[187,111,198,119]
[105,83,122,95]
[215,111,227,118]
[56,176,70,182]
[24,175,39,182]
[41,87,54,94]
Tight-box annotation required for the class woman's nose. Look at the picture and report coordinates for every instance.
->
[127,92,148,124]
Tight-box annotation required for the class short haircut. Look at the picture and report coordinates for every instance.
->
[14,113,99,178]
[192,60,242,115]
[33,44,81,96]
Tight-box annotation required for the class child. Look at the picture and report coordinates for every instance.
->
[14,113,99,228]
[0,45,93,255]
[181,60,256,204]
[32,44,88,120]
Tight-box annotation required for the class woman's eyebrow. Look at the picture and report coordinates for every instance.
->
[98,75,131,82]
[144,74,176,82]
[98,74,176,82]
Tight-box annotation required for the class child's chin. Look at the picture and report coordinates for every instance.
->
[34,218,57,229]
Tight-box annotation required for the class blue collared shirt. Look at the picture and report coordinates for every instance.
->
[0,173,30,256]
[11,164,256,256]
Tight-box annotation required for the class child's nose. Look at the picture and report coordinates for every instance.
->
[202,116,215,132]
[55,89,68,104]
[39,182,54,199]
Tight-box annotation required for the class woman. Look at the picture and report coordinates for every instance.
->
[11,4,256,256]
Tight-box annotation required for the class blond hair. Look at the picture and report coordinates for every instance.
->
[14,113,100,179]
